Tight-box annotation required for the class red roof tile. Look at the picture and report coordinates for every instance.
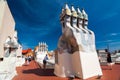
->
[22,48,32,54]
[13,61,120,80]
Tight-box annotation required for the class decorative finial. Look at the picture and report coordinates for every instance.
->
[82,9,87,15]
[71,5,77,17]
[71,5,76,12]
[65,3,69,10]
[77,7,83,19]
[82,9,88,20]
[64,3,71,16]
[77,7,81,13]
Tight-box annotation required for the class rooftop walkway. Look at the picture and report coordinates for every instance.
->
[13,60,120,80]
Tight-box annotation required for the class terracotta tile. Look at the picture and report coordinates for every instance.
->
[13,61,120,80]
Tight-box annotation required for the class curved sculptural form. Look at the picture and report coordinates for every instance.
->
[77,8,90,52]
[82,9,96,52]
[54,4,102,79]
[54,4,77,77]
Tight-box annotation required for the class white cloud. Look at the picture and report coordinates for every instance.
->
[110,33,117,36]
[96,40,113,43]
[106,33,120,37]
[96,39,120,44]
[102,12,118,20]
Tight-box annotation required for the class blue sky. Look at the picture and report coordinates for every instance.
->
[7,0,120,51]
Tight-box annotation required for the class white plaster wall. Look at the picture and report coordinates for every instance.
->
[0,1,6,31]
[71,51,83,78]
[80,51,102,79]
[54,51,73,77]
[0,1,15,57]
[16,44,22,57]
